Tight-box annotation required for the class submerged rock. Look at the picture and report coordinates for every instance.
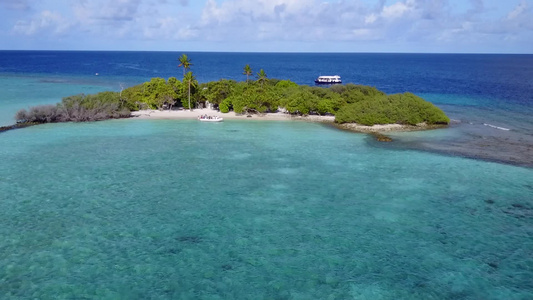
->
[502,203,532,219]
[175,236,202,243]
[372,133,393,142]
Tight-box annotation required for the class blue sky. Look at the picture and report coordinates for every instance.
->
[1,0,531,53]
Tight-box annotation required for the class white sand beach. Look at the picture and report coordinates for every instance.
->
[130,108,336,122]
[130,108,441,133]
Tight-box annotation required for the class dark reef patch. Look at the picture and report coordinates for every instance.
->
[175,236,202,243]
[0,122,39,133]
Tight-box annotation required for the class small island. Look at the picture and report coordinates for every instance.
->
[11,63,449,137]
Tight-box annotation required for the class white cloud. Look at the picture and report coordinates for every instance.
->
[507,0,528,20]
[67,0,186,40]
[351,28,380,40]
[73,0,142,22]
[5,0,533,52]
[13,10,71,36]
[365,13,378,25]
[143,17,199,40]
[382,0,413,19]
[197,0,372,42]
[200,0,315,26]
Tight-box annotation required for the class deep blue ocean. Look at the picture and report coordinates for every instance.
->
[0,51,532,299]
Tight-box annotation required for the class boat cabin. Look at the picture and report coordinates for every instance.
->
[315,75,342,85]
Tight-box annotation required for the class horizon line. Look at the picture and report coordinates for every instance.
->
[0,49,531,55]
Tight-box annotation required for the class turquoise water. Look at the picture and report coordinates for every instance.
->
[1,52,532,298]
[0,75,114,126]
[388,94,533,167]
[1,119,532,299]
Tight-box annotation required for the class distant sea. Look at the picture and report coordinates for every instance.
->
[0,51,532,299]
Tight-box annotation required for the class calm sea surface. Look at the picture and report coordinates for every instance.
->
[0,51,532,299]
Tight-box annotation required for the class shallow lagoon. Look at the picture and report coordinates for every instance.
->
[1,119,531,299]
[1,51,532,299]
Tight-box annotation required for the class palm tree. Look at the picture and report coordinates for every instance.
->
[243,64,252,82]
[183,71,197,110]
[257,69,268,88]
[178,54,192,76]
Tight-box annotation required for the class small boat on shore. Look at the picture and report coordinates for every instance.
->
[198,115,223,122]
[315,75,342,85]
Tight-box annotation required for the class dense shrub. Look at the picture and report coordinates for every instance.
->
[16,92,131,123]
[229,83,281,114]
[338,84,385,104]
[219,97,232,113]
[120,84,144,110]
[122,77,185,110]
[335,92,450,125]
[199,79,236,106]
[16,105,60,123]
[275,80,298,89]
[280,88,319,115]
[308,87,344,114]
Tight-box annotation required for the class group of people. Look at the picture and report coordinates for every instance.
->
[198,114,221,120]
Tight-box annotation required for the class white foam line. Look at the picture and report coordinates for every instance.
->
[483,123,510,131]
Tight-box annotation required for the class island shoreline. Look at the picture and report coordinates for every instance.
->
[131,109,532,168]
[3,108,530,168]
[130,108,441,132]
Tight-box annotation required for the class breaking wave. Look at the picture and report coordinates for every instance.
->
[483,123,510,131]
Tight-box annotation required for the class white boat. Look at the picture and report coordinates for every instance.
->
[315,75,342,85]
[198,115,224,122]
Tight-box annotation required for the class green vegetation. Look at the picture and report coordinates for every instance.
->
[178,54,192,76]
[15,91,130,123]
[140,77,178,110]
[13,55,449,127]
[119,74,197,111]
[335,92,450,125]
[243,64,252,82]
[15,78,449,126]
[256,69,268,88]
[178,54,196,110]
[183,72,196,110]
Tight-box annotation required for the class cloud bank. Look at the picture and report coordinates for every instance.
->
[3,0,533,52]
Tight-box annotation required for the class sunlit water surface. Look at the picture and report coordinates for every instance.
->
[1,120,531,299]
